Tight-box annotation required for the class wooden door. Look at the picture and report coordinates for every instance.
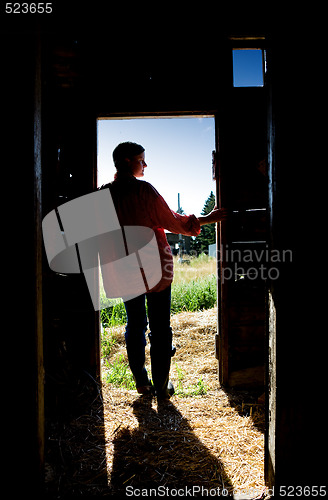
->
[42,39,101,415]
[214,45,268,388]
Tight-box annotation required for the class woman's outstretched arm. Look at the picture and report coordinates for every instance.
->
[198,207,228,226]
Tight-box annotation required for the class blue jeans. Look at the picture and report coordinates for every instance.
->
[124,284,173,392]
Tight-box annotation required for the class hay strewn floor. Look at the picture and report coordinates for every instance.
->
[45,308,267,498]
[102,308,266,497]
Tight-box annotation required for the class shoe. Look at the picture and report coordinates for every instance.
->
[155,381,175,400]
[137,384,154,395]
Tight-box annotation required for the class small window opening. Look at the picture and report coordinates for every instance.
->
[232,49,264,87]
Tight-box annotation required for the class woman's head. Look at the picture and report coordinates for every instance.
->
[112,142,147,178]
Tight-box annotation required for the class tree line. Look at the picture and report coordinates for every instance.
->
[177,191,216,254]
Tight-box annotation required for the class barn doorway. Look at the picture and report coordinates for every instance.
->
[96,115,219,394]
[96,116,267,495]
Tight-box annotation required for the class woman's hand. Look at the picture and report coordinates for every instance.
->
[198,207,228,226]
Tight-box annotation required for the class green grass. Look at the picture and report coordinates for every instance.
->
[104,354,135,390]
[104,356,208,397]
[100,255,217,328]
[100,301,126,328]
[171,273,216,314]
[172,253,216,284]
[174,363,208,397]
[185,378,208,397]
[100,254,216,394]
[100,329,117,358]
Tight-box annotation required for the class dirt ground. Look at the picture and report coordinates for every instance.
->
[45,308,267,498]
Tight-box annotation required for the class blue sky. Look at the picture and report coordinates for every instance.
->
[233,49,264,87]
[97,117,216,217]
[97,50,264,216]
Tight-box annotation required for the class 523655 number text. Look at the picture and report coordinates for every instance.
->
[5,3,53,14]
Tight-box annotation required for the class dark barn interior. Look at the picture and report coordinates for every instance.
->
[3,4,324,498]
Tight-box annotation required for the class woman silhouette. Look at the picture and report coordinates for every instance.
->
[100,142,227,399]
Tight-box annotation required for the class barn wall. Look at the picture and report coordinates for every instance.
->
[3,26,44,495]
[266,32,325,488]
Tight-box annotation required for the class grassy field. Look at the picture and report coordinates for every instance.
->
[172,253,216,284]
[100,254,217,328]
[100,253,217,393]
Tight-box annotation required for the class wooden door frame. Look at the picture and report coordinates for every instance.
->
[95,110,219,368]
[213,115,229,385]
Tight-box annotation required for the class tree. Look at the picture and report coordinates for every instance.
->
[201,191,216,217]
[191,191,216,254]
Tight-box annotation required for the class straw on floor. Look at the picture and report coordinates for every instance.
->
[45,307,267,498]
